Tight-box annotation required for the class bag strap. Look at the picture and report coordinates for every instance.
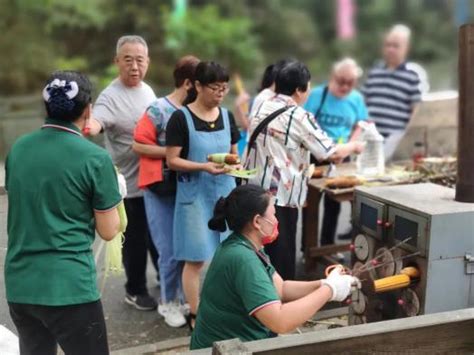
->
[247,106,292,151]
[314,85,329,120]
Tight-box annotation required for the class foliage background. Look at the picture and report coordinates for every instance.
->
[0,0,470,96]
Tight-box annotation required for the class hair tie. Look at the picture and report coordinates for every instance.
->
[216,197,228,212]
[42,79,79,102]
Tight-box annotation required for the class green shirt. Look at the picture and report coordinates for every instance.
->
[190,233,280,350]
[5,118,122,306]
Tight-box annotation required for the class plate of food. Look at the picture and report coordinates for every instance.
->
[207,153,257,179]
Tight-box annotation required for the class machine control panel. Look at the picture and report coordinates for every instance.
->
[350,183,474,324]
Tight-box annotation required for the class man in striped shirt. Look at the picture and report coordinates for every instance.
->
[362,24,422,160]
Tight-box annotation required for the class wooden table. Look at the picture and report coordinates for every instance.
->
[302,162,416,272]
[302,163,357,272]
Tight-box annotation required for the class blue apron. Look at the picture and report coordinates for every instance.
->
[173,107,236,261]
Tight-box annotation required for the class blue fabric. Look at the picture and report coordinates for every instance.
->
[143,191,183,303]
[237,130,247,157]
[173,107,236,261]
[304,85,368,143]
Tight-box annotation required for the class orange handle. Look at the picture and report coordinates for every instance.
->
[325,264,350,277]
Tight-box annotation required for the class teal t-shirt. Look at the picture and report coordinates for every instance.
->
[5,118,122,306]
[190,233,280,350]
[304,84,368,143]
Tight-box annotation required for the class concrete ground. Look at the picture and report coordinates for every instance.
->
[0,164,351,352]
[0,193,189,351]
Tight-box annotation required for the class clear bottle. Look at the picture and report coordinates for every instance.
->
[356,123,385,176]
[356,138,385,176]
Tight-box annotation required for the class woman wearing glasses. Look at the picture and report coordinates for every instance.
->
[303,58,368,251]
[166,61,241,329]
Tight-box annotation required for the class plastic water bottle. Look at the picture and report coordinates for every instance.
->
[356,122,385,176]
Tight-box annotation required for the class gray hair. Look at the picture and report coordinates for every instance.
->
[387,24,411,42]
[116,35,148,55]
[332,57,363,78]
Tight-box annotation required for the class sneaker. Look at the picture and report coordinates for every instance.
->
[125,293,157,311]
[158,302,187,328]
[178,303,191,316]
[333,252,346,262]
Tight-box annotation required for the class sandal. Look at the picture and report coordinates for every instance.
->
[185,312,197,332]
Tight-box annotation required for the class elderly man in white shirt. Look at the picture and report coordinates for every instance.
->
[87,35,159,311]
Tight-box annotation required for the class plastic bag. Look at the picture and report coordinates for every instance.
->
[356,121,385,176]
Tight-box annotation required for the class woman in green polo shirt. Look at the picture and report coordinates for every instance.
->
[5,71,122,355]
[190,185,358,349]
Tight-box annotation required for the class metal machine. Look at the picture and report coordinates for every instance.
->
[349,183,474,324]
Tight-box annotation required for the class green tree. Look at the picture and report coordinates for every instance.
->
[163,4,263,77]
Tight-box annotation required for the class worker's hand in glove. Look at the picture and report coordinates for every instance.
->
[117,173,127,199]
[321,266,358,302]
[351,276,362,291]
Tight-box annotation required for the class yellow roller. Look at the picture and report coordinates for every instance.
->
[400,266,420,278]
[374,274,410,293]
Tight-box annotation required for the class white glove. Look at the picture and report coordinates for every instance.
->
[117,173,127,199]
[321,267,358,302]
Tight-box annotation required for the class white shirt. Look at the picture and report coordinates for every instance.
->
[249,88,276,119]
[244,94,335,208]
[93,79,156,198]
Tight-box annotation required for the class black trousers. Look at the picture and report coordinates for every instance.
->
[9,300,108,355]
[123,197,159,295]
[320,193,341,246]
[265,206,298,280]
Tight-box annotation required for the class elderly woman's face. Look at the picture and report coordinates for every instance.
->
[329,68,357,98]
[197,81,229,106]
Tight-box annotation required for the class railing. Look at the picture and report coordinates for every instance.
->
[188,308,474,354]
[0,94,43,160]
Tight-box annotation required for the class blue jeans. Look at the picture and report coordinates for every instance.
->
[143,190,183,303]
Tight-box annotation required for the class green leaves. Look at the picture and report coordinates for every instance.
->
[0,0,466,95]
[163,5,262,77]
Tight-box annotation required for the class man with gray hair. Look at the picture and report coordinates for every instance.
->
[88,35,158,311]
[362,24,422,161]
[304,57,368,252]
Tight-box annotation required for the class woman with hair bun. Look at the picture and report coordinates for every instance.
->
[190,184,359,349]
[5,71,122,354]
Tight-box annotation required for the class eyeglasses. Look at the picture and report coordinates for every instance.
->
[384,41,401,49]
[335,77,356,88]
[205,84,230,94]
[122,55,147,67]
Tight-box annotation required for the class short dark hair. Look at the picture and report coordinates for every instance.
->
[183,61,229,105]
[259,59,294,92]
[195,61,229,85]
[274,61,311,96]
[208,185,271,233]
[259,64,275,92]
[173,55,200,88]
[43,71,92,122]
